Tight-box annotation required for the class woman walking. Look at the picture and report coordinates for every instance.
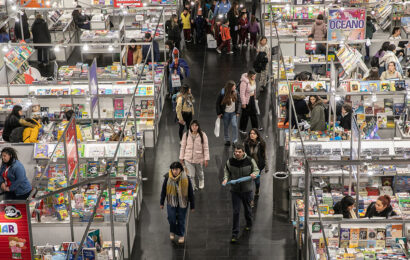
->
[160,162,195,244]
[216,80,240,146]
[180,120,210,190]
[244,128,266,206]
[239,70,261,133]
[176,85,195,140]
[227,1,240,50]
[256,36,271,92]
[166,14,182,50]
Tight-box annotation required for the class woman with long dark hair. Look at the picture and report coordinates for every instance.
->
[216,80,240,146]
[0,147,32,200]
[244,128,266,205]
[3,105,36,142]
[179,120,210,190]
[333,196,356,219]
[176,85,195,140]
[122,39,142,66]
[227,1,239,50]
[166,14,182,49]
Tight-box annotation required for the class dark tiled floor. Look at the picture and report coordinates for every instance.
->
[131,39,296,259]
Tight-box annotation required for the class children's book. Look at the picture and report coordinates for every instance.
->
[87,161,99,177]
[393,103,405,115]
[339,81,350,92]
[34,144,48,158]
[278,81,289,95]
[377,113,387,128]
[384,98,393,114]
[369,81,379,92]
[340,228,350,241]
[395,80,406,91]
[291,82,303,92]
[350,81,360,92]
[302,81,314,92]
[391,224,403,238]
[380,81,392,91]
[359,228,368,240]
[360,81,370,92]
[124,160,137,176]
[314,81,326,92]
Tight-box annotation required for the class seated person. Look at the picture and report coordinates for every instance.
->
[57,110,83,142]
[333,195,356,219]
[72,5,91,30]
[380,62,403,80]
[365,195,397,219]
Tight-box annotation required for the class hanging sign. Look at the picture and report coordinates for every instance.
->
[0,203,32,259]
[114,0,142,7]
[328,8,366,41]
[89,59,98,114]
[65,119,79,183]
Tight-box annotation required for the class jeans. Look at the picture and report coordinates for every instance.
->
[185,161,204,189]
[167,205,188,236]
[223,112,238,143]
[194,16,205,43]
[231,191,253,236]
[218,40,231,52]
[239,96,258,131]
[179,112,192,140]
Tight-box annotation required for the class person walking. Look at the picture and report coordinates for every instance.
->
[222,144,259,243]
[216,80,240,146]
[166,14,182,50]
[227,1,240,50]
[2,105,36,142]
[248,15,260,49]
[216,19,233,54]
[160,162,195,244]
[31,14,51,66]
[181,8,192,43]
[238,12,249,47]
[191,0,208,44]
[365,16,376,61]
[0,147,32,200]
[239,70,261,134]
[244,128,266,207]
[256,36,270,92]
[176,85,195,140]
[169,48,190,94]
[180,120,210,190]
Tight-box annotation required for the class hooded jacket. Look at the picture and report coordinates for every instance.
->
[3,115,36,142]
[364,202,397,219]
[339,112,352,130]
[311,19,326,41]
[179,130,210,164]
[309,100,326,131]
[214,0,231,16]
[216,88,240,115]
[223,153,259,193]
[239,73,255,105]
[22,118,42,143]
[0,160,32,196]
[14,13,30,40]
[165,19,182,43]
[284,96,309,128]
[170,48,190,79]
[31,18,51,45]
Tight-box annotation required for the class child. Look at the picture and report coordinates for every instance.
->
[248,15,259,48]
[238,12,249,47]
[181,8,192,43]
[212,19,222,47]
[216,19,233,54]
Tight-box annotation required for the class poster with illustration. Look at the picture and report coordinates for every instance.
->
[0,203,31,259]
[328,8,366,41]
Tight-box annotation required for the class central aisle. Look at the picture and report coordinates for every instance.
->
[131,43,297,259]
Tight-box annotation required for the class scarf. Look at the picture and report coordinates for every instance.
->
[166,170,189,208]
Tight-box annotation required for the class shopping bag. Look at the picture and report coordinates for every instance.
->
[171,74,181,88]
[214,117,220,137]
[255,99,260,115]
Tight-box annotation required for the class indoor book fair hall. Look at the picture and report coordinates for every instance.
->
[0,0,408,259]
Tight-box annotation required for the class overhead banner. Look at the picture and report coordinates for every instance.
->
[65,119,79,183]
[328,8,366,41]
[0,203,32,259]
[114,0,142,7]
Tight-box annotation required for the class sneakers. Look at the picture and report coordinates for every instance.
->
[231,235,238,243]
[178,237,185,244]
[258,127,263,131]
[224,141,231,146]
[170,233,175,240]
[199,180,204,189]
[216,48,221,54]
[227,51,234,54]
[239,130,247,135]
[250,200,255,208]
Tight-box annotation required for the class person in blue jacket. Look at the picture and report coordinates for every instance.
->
[0,27,10,43]
[142,33,160,62]
[214,0,231,18]
[169,48,189,94]
[0,147,32,200]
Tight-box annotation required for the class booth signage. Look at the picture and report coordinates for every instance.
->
[65,119,79,182]
[328,8,366,41]
[114,0,143,7]
[0,204,32,259]
[89,60,98,114]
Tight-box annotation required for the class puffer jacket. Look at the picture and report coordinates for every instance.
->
[22,119,42,143]
[239,73,255,105]
[223,153,259,193]
[310,100,326,131]
[179,130,210,164]
[311,20,326,41]
[0,160,32,196]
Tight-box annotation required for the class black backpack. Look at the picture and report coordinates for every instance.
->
[253,52,268,73]
[9,126,25,143]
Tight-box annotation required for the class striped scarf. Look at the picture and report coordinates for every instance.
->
[166,170,189,208]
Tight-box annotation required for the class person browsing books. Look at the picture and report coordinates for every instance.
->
[308,95,326,131]
[380,62,403,80]
[0,147,32,200]
[333,195,356,219]
[2,105,37,142]
[57,110,83,142]
[339,103,352,130]
[365,195,397,219]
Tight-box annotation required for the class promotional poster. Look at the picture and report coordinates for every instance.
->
[328,9,366,41]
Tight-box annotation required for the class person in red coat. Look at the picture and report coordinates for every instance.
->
[216,19,233,54]
[238,12,249,47]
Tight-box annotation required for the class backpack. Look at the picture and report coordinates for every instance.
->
[9,126,25,143]
[253,52,268,73]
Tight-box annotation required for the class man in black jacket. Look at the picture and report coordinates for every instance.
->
[222,144,259,242]
[14,11,30,41]
[142,33,160,62]
[31,14,51,66]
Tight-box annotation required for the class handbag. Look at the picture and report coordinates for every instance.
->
[171,74,181,88]
[214,117,220,137]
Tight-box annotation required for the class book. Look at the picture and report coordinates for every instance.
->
[328,238,339,248]
[339,81,350,92]
[368,228,377,240]
[349,228,360,248]
[87,161,99,177]
[358,240,367,248]
[278,82,289,95]
[380,81,393,91]
[360,81,370,92]
[359,228,367,240]
[314,81,326,92]
[391,224,403,238]
[377,113,387,128]
[367,240,376,248]
[302,81,314,92]
[339,240,349,248]
[384,98,393,114]
[376,228,386,241]
[393,103,405,115]
[124,160,137,176]
[395,80,406,91]
[340,228,350,241]
[34,144,48,158]
[350,81,360,92]
[369,81,379,92]
[291,82,303,92]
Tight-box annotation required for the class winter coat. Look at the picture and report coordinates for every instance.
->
[227,9,239,29]
[181,12,191,29]
[239,18,248,30]
[339,112,352,130]
[142,40,160,62]
[176,94,195,121]
[239,73,255,105]
[160,173,195,209]
[31,18,51,46]
[3,115,36,142]
[165,20,182,43]
[248,21,260,34]
[220,25,231,41]
[365,20,376,39]
[216,88,240,115]
[365,202,397,219]
[253,52,268,73]
[179,131,210,164]
[223,153,259,193]
[309,100,326,131]
[311,20,326,41]
[14,13,30,40]
[214,0,231,16]
[22,119,42,143]
[0,160,32,196]
[122,46,142,65]
[284,96,309,128]
[191,1,208,20]
[244,141,266,170]
[72,10,89,28]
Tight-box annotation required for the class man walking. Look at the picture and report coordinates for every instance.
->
[222,144,259,243]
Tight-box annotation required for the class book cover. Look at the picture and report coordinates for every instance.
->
[302,81,314,92]
[375,240,385,248]
[393,103,405,115]
[367,240,376,248]
[314,81,326,92]
[395,80,406,91]
[358,240,367,248]
[339,240,349,248]
[291,82,303,92]
[377,113,387,128]
[105,160,117,176]
[380,81,392,91]
[114,98,124,110]
[350,228,360,240]
[340,228,350,241]
[349,240,358,248]
[359,228,368,240]
[328,238,339,248]
[391,224,403,238]
[376,228,386,241]
[339,81,350,92]
[364,105,374,115]
[278,81,289,95]
[350,81,360,92]
[34,144,48,158]
[368,228,377,240]
[369,81,380,92]
[360,81,370,92]
[124,160,137,176]
[384,98,393,114]
[87,161,99,177]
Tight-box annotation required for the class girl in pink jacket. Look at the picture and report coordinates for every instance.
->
[179,120,210,190]
[239,71,260,133]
